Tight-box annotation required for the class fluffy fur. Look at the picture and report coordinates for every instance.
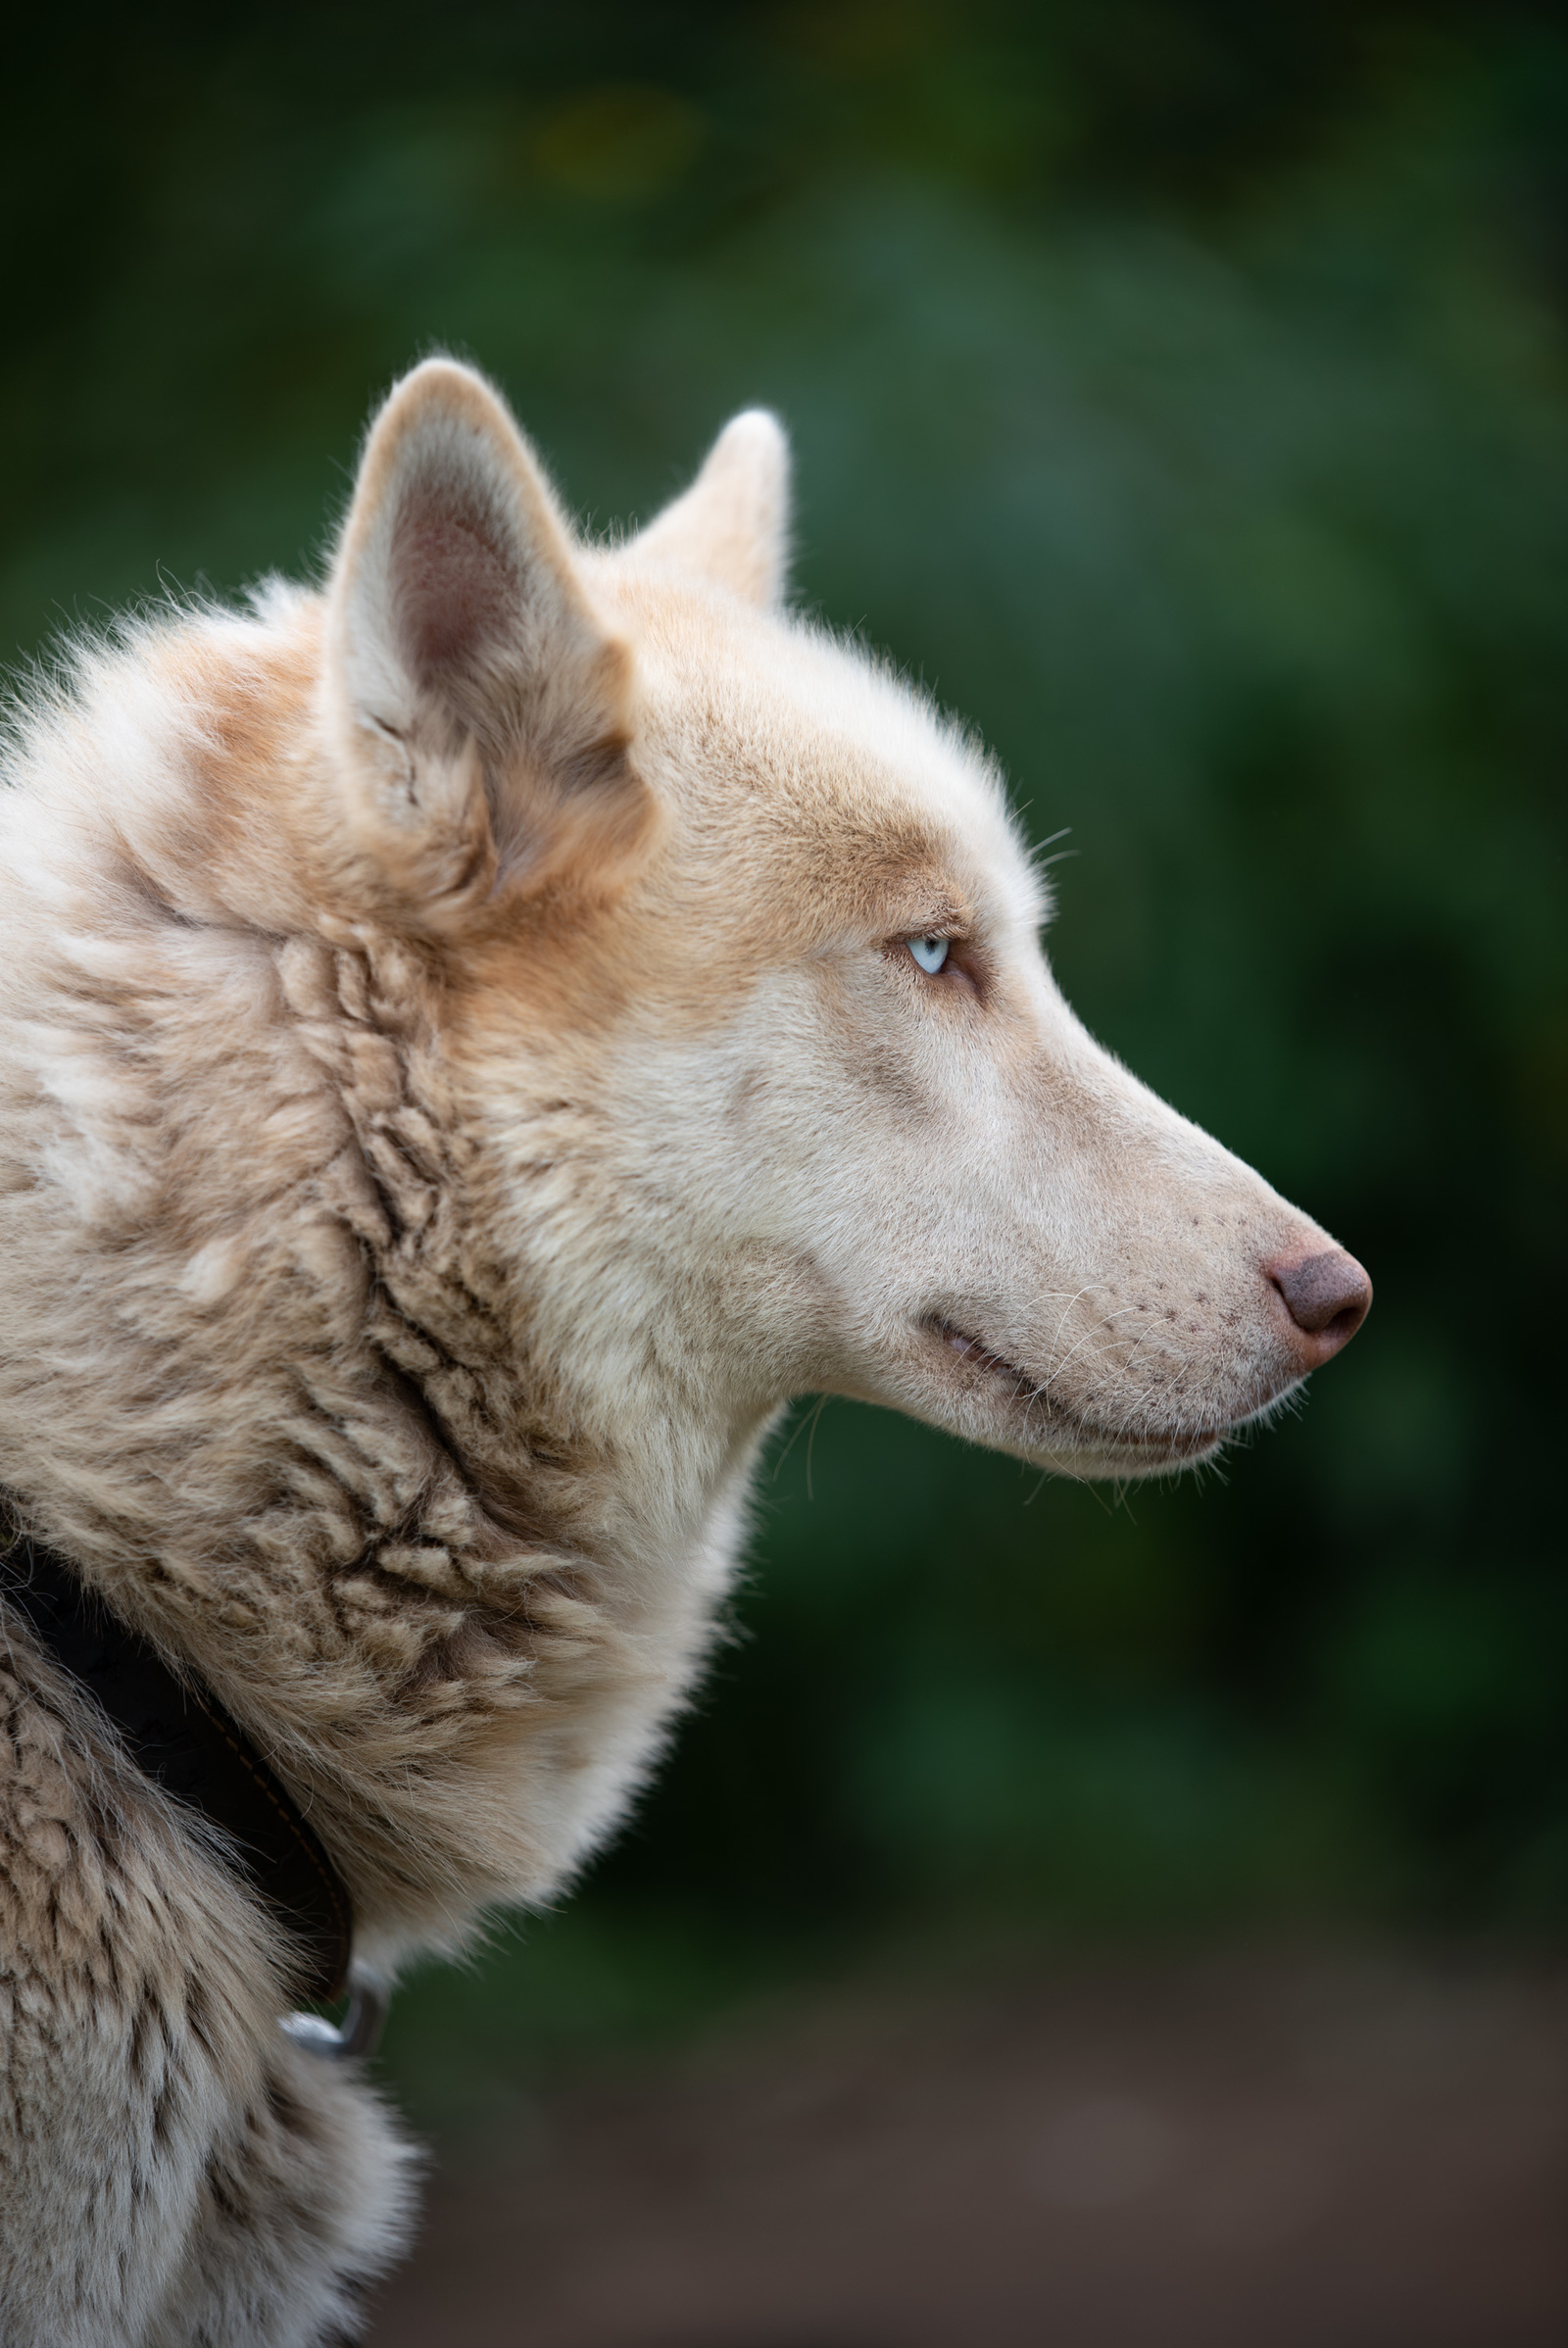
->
[0,361,1367,2343]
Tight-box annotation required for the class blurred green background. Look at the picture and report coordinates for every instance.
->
[6,1,1566,2129]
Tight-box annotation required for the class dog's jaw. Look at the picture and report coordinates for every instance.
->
[918,1317,1274,1478]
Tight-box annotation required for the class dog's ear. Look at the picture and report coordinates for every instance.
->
[323,358,652,926]
[628,411,791,610]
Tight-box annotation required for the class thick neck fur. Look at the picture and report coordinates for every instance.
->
[0,592,759,1967]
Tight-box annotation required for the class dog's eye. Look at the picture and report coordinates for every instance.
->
[907,935,949,975]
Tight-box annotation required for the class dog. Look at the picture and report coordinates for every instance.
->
[0,359,1369,2343]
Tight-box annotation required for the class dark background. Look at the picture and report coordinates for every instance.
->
[5,1,1566,2138]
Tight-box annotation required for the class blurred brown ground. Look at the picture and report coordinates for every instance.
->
[364,1943,1568,2347]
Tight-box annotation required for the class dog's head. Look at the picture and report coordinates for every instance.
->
[320,358,1368,1480]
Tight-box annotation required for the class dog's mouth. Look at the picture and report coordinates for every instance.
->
[926,1318,1230,1467]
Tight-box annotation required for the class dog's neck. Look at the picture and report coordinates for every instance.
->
[0,901,768,1967]
[0,611,781,1965]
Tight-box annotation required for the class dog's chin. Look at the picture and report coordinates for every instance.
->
[922,1319,1238,1481]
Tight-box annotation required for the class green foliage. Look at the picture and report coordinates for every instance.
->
[6,1,1566,2102]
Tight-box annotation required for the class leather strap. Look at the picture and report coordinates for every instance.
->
[0,1527,351,2005]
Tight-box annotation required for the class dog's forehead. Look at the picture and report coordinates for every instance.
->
[628,588,1041,934]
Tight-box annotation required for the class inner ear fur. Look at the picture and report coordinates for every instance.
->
[627,409,791,610]
[324,358,653,926]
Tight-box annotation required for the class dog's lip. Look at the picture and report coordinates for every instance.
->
[926,1317,1227,1459]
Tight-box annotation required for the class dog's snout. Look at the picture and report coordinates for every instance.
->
[1266,1247,1372,1363]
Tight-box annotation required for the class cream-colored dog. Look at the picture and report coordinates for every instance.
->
[0,360,1368,2343]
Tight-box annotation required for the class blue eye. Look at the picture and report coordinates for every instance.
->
[908,935,950,975]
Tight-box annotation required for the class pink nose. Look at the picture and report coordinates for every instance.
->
[1266,1247,1372,1364]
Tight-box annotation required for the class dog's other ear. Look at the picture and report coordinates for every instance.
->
[323,358,651,925]
[628,411,791,610]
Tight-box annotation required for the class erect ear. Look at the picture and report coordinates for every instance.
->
[323,358,652,925]
[627,410,791,610]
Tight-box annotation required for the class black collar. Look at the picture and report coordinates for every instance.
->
[0,1523,352,2008]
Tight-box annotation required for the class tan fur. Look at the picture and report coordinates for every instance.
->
[0,360,1364,2342]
